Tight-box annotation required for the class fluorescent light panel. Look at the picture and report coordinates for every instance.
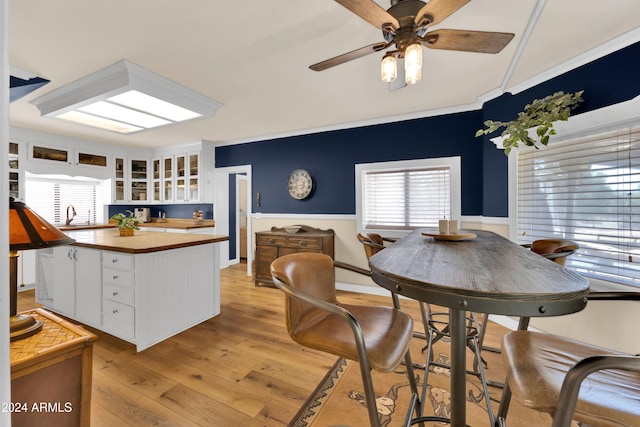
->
[31,60,222,134]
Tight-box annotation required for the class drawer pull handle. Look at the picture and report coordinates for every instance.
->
[298,240,306,245]
[113,275,119,280]
[112,309,118,314]
[112,292,118,296]
[267,238,275,243]
[112,259,118,263]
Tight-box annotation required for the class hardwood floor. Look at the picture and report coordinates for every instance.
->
[16,262,507,426]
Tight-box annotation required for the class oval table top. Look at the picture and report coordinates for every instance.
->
[369,228,590,317]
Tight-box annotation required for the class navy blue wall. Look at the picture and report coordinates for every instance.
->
[108,203,214,220]
[217,110,484,215]
[217,42,640,218]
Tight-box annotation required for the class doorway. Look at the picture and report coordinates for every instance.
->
[214,165,252,276]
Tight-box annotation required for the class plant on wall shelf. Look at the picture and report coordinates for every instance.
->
[476,90,584,155]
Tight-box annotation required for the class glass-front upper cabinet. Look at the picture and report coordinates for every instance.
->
[152,158,161,202]
[163,157,173,201]
[176,155,186,202]
[113,157,126,202]
[188,153,199,201]
[130,159,148,201]
[9,142,20,200]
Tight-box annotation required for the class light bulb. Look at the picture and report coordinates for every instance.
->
[380,54,397,83]
[404,43,422,85]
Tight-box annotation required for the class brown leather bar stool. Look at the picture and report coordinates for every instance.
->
[497,327,640,427]
[271,252,420,427]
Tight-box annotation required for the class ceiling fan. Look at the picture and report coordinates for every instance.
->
[310,0,515,87]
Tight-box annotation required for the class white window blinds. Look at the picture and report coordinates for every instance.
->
[25,178,98,225]
[516,127,640,287]
[363,166,451,230]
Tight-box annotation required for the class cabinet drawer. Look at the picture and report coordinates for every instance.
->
[256,235,322,249]
[103,283,134,305]
[103,267,133,288]
[102,313,135,341]
[103,251,134,271]
[103,299,134,324]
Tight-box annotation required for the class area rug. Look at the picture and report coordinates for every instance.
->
[289,325,568,427]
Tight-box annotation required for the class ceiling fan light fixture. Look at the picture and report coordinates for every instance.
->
[404,43,422,85]
[380,54,398,83]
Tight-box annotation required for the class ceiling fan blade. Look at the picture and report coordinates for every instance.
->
[309,42,388,71]
[335,0,399,29]
[421,29,514,54]
[414,0,470,26]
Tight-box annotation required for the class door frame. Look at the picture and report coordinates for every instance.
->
[214,165,252,275]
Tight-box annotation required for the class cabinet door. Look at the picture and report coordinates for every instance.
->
[130,159,149,201]
[114,157,126,202]
[51,246,76,316]
[74,248,102,327]
[175,154,186,202]
[152,158,161,202]
[188,153,199,201]
[256,244,278,281]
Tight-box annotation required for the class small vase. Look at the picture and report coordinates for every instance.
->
[119,228,134,237]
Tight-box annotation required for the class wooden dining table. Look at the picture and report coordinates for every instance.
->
[369,228,590,427]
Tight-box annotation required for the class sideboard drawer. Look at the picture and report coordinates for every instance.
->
[256,235,322,249]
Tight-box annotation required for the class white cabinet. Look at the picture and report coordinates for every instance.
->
[29,143,109,170]
[9,141,23,200]
[36,246,102,326]
[112,156,150,203]
[102,251,135,341]
[75,248,103,327]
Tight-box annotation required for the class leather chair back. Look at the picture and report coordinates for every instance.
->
[530,239,579,266]
[270,252,337,336]
[357,233,385,259]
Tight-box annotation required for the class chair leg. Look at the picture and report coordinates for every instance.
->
[496,375,513,423]
[357,361,381,427]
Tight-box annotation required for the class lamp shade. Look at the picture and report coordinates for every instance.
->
[404,43,423,85]
[10,198,74,250]
[9,198,75,341]
[380,54,398,83]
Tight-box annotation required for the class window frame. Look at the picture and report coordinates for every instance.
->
[356,156,462,239]
[508,97,640,289]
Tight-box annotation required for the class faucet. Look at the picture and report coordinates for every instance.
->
[65,204,76,225]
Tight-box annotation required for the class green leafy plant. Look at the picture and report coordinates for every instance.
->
[476,90,584,155]
[110,210,140,230]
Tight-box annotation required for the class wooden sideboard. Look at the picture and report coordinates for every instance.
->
[254,225,335,286]
[10,308,97,427]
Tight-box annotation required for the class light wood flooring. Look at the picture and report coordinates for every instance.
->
[17,262,508,426]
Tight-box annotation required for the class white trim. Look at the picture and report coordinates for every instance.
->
[493,95,640,150]
[461,215,510,226]
[253,212,356,221]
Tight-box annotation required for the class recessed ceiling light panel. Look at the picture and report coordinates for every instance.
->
[31,60,222,134]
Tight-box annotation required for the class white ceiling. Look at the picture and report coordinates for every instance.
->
[8,0,640,149]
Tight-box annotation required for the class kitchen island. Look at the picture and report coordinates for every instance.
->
[35,229,228,351]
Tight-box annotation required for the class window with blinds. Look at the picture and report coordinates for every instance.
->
[516,127,640,288]
[25,177,99,225]
[356,157,460,235]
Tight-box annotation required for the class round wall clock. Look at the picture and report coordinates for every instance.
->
[287,169,313,200]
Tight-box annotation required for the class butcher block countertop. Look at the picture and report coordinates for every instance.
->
[63,228,228,254]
